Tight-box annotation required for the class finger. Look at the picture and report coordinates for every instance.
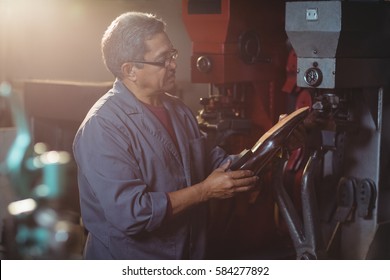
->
[228,169,254,179]
[233,185,256,193]
[233,175,259,186]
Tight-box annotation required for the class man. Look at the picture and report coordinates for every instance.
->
[73,12,258,259]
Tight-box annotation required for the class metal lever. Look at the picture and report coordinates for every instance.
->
[272,151,324,260]
[326,177,356,253]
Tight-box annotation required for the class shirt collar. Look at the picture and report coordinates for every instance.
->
[112,79,181,116]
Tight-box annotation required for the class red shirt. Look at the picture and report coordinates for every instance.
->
[143,102,179,150]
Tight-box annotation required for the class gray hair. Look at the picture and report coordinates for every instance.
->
[101,12,166,79]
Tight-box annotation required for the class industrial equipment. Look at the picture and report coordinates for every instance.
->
[183,0,390,259]
[2,0,389,260]
[182,0,295,259]
[284,0,390,259]
[0,82,83,259]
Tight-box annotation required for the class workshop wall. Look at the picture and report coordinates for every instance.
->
[0,0,207,113]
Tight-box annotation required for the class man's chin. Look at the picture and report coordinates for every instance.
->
[163,81,177,94]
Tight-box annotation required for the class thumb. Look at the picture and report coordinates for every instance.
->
[220,159,231,171]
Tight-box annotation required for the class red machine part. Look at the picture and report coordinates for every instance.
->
[182,0,288,132]
[182,0,294,258]
[182,0,286,85]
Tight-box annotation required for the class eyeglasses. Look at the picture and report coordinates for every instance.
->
[128,49,178,68]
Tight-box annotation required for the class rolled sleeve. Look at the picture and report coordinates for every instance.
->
[146,192,170,231]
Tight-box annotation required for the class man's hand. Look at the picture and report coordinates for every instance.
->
[198,160,259,200]
[167,161,259,217]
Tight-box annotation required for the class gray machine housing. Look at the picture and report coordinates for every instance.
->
[286,1,390,259]
[286,1,390,89]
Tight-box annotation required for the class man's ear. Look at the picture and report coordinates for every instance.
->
[121,63,136,81]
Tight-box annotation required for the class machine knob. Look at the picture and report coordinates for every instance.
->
[196,56,212,73]
[304,67,323,87]
[239,31,262,64]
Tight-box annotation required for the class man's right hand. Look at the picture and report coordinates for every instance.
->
[198,160,259,201]
[167,161,258,218]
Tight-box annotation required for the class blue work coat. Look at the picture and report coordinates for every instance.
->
[73,80,229,259]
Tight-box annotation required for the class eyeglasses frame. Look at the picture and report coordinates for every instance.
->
[128,49,178,68]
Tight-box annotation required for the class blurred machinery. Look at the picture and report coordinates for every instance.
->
[183,0,390,259]
[0,80,112,259]
[0,82,83,259]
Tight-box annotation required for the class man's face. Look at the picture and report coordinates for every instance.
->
[134,32,177,96]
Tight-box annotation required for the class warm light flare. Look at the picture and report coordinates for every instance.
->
[8,198,37,216]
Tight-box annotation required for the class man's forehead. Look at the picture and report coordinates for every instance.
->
[145,33,172,55]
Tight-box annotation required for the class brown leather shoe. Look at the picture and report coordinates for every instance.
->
[230,106,310,174]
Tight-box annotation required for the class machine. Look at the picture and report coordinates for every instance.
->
[183,0,297,259]
[0,82,83,259]
[1,0,389,260]
[285,0,390,259]
[182,0,390,259]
